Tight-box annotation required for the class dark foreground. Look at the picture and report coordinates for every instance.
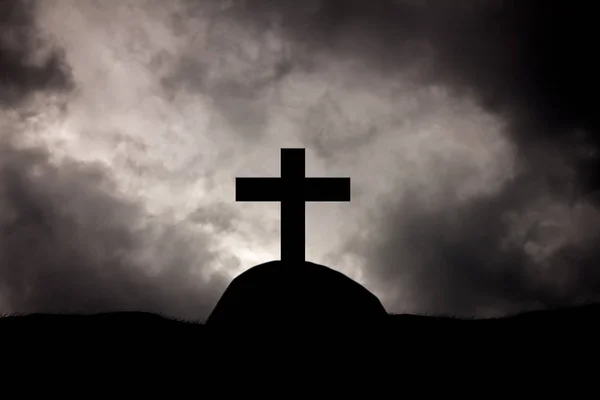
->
[2,262,598,367]
[1,305,598,379]
[2,302,600,336]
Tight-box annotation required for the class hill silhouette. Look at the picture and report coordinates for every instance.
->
[205,260,388,332]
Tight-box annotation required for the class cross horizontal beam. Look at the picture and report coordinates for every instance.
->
[236,177,351,202]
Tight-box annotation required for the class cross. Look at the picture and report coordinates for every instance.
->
[236,148,351,265]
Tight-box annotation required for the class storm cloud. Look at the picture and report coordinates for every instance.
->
[0,0,598,319]
[0,0,227,320]
[0,136,228,320]
[0,0,72,106]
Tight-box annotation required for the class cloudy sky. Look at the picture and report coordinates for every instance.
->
[1,0,599,321]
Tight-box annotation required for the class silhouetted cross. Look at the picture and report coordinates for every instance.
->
[236,148,351,264]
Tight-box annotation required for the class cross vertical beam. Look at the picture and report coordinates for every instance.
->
[281,149,305,265]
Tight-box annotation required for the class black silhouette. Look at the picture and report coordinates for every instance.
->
[236,148,350,264]
[205,260,388,331]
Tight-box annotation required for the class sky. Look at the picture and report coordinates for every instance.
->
[1,0,599,321]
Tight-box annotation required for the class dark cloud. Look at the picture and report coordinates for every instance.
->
[420,0,600,200]
[222,0,599,196]
[342,171,600,317]
[0,136,227,321]
[0,1,229,321]
[0,0,73,107]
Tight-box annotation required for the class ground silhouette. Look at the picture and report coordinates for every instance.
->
[205,260,388,332]
[3,297,600,335]
[2,280,600,355]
